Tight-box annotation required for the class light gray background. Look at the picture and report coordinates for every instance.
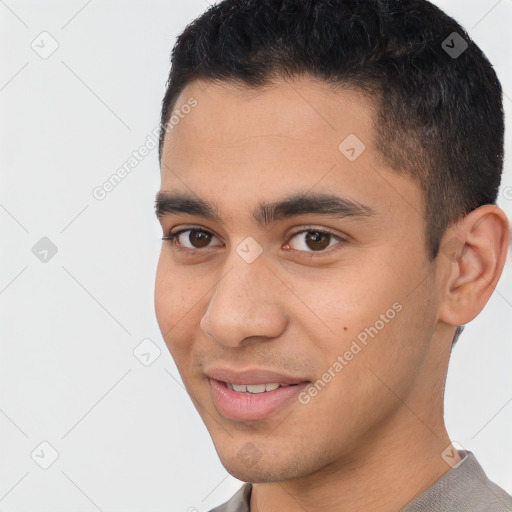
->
[0,1,511,510]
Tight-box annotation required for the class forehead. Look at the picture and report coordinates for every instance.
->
[159,77,423,229]
[163,77,376,154]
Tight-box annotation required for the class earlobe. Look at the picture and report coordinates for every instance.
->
[438,205,510,326]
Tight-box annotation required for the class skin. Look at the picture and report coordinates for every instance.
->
[154,76,510,512]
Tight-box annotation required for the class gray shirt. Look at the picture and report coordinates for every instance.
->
[209,451,512,512]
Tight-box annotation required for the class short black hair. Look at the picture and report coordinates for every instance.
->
[159,0,504,262]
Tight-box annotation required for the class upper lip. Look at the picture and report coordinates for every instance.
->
[205,367,310,385]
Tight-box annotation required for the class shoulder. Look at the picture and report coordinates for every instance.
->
[401,450,512,512]
[207,483,252,512]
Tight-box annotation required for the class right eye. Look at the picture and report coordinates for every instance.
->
[162,228,223,251]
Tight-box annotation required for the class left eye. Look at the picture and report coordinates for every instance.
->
[163,228,343,253]
[286,230,342,252]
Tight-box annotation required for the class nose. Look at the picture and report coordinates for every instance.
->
[199,254,288,348]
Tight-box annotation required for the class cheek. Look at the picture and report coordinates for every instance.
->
[154,254,193,345]
[295,262,421,374]
[154,253,214,359]
[288,267,397,335]
[154,254,172,330]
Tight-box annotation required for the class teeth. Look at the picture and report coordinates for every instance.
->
[246,384,266,393]
[228,382,283,393]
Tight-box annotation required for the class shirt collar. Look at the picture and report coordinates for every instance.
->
[211,451,512,512]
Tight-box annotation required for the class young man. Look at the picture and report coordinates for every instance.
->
[154,1,511,510]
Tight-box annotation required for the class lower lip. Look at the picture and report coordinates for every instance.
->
[208,379,310,421]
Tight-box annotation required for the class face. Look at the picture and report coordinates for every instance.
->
[155,77,443,483]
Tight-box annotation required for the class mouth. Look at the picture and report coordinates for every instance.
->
[225,382,298,393]
[208,378,311,422]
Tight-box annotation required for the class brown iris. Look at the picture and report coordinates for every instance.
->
[304,231,331,251]
[188,229,212,248]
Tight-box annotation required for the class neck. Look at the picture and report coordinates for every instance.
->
[249,409,460,512]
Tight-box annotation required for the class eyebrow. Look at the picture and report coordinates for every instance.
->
[154,190,375,227]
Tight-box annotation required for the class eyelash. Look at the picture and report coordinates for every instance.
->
[161,226,347,257]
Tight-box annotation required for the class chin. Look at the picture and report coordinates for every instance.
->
[216,444,319,484]
[223,461,302,484]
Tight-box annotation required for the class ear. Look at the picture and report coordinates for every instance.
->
[438,204,510,326]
